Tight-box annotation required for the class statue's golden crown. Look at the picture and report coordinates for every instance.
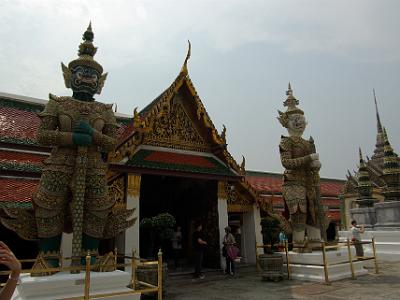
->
[65,22,103,74]
[277,83,304,128]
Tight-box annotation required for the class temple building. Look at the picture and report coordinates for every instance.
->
[0,47,344,269]
[245,171,344,241]
[340,92,400,229]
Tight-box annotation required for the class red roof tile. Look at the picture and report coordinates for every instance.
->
[0,107,40,142]
[0,150,47,165]
[117,123,135,144]
[0,99,132,145]
[0,178,38,204]
[245,175,282,193]
[144,151,215,168]
[245,173,344,197]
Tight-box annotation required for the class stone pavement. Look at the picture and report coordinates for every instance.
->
[166,262,400,300]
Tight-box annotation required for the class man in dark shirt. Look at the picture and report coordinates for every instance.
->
[192,223,207,279]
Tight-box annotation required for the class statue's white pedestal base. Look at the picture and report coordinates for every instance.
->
[340,230,400,262]
[12,270,140,300]
[281,248,368,282]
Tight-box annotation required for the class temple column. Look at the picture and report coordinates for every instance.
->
[126,174,141,258]
[217,181,229,269]
[242,204,263,264]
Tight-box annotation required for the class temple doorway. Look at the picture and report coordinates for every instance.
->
[139,174,220,269]
[326,221,338,242]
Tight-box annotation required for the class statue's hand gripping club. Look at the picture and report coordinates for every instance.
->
[72,120,94,146]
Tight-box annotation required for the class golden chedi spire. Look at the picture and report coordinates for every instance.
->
[356,148,375,207]
[382,127,400,175]
[372,89,385,160]
[380,127,400,201]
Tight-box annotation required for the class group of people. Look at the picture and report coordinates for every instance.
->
[172,223,239,279]
[191,223,239,279]
[0,220,365,299]
[182,219,365,280]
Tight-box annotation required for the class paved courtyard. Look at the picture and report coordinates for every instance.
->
[166,262,400,300]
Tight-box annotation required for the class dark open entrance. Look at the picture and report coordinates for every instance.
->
[139,174,220,269]
[326,221,338,242]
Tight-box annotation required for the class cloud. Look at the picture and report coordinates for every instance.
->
[0,0,399,178]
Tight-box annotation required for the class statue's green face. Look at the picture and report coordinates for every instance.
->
[288,114,307,136]
[71,65,100,99]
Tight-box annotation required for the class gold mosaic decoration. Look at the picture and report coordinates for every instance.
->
[143,95,209,152]
[127,174,141,198]
[109,176,126,210]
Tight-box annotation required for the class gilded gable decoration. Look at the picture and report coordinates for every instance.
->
[142,95,209,152]
[111,42,244,177]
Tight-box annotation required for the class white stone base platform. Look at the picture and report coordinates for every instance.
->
[12,270,140,300]
[339,230,400,262]
[280,248,368,282]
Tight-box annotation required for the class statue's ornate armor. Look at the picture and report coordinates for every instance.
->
[280,135,318,226]
[34,95,117,239]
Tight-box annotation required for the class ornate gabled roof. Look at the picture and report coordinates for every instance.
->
[113,42,242,175]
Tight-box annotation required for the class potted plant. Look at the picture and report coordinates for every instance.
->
[259,216,284,281]
[140,213,176,258]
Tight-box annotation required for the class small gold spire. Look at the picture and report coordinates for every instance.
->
[240,155,246,171]
[286,82,293,96]
[181,40,191,75]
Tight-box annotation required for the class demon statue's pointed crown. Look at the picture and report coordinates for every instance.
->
[61,22,107,99]
[277,83,304,128]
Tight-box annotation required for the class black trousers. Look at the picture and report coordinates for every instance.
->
[194,249,204,277]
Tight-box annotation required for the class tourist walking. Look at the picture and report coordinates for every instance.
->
[192,223,207,279]
[0,241,21,300]
[350,220,365,258]
[223,226,238,276]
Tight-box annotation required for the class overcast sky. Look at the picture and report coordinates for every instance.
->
[1,0,399,179]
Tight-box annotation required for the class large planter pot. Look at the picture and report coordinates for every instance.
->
[259,253,284,281]
[136,262,168,299]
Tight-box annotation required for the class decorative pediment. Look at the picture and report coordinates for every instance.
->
[112,43,242,176]
[143,93,210,152]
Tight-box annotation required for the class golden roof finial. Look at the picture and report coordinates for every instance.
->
[287,82,293,96]
[181,40,191,75]
[240,155,246,171]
